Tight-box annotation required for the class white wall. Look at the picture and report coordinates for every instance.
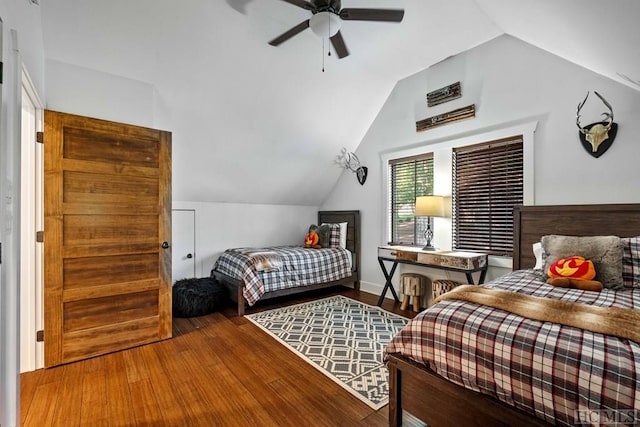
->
[321,35,640,301]
[173,201,318,279]
[46,59,156,128]
[0,0,45,97]
[0,2,45,425]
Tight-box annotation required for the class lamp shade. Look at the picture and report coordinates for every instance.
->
[309,12,341,38]
[415,196,445,217]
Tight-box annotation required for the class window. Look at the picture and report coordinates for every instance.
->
[388,153,434,245]
[452,136,523,256]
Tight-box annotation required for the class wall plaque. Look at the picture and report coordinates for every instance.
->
[426,81,461,107]
[416,104,475,132]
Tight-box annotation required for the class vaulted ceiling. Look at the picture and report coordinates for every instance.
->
[40,0,640,205]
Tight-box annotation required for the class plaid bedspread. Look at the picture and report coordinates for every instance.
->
[385,269,640,426]
[212,246,352,306]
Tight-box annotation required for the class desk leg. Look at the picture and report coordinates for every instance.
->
[377,258,401,306]
[478,268,488,285]
[466,268,488,285]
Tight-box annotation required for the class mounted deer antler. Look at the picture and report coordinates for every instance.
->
[576,91,614,153]
[336,147,368,185]
[336,147,360,172]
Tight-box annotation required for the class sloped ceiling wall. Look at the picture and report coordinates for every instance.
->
[39,0,639,206]
[475,0,640,91]
[320,34,640,294]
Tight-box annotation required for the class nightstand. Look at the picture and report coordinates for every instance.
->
[376,246,488,307]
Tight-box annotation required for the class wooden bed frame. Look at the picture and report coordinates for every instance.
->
[387,203,640,427]
[212,210,360,316]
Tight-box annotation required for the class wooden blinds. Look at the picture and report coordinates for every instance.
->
[452,136,523,256]
[389,153,434,245]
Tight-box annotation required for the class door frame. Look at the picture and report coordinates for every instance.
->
[1,24,23,427]
[20,64,44,372]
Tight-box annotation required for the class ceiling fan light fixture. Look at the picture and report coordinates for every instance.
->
[309,12,341,38]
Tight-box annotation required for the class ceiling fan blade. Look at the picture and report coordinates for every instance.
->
[330,31,349,59]
[339,8,404,22]
[279,0,316,12]
[268,20,310,46]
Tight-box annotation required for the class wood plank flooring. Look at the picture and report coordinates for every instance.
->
[20,287,425,426]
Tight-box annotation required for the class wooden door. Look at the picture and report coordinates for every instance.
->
[44,110,172,367]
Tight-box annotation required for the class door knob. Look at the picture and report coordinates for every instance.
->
[186,253,193,259]
[161,241,170,249]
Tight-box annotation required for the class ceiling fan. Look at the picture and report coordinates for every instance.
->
[268,0,405,59]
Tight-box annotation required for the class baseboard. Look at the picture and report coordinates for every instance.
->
[359,280,389,299]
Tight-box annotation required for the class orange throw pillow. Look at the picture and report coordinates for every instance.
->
[304,231,320,248]
[547,256,596,280]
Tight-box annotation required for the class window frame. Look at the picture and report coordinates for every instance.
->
[381,120,536,266]
[388,153,434,246]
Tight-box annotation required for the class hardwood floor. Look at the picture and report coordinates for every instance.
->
[20,287,425,426]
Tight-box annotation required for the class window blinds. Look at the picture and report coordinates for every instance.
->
[389,153,434,245]
[452,136,523,256]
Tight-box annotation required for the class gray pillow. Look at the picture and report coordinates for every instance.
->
[308,224,332,248]
[541,235,624,289]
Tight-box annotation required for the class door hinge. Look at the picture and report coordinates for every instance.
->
[0,61,3,84]
[36,330,44,342]
[36,131,44,144]
[36,230,44,243]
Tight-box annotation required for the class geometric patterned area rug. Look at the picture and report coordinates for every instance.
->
[245,295,409,410]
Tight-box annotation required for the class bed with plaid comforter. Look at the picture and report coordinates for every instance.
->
[385,269,640,426]
[212,246,352,306]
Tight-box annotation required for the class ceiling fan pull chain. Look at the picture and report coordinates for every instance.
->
[327,18,332,57]
[322,38,325,72]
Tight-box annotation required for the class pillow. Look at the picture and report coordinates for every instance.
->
[532,242,544,270]
[338,222,348,249]
[622,236,640,288]
[547,256,596,280]
[321,222,348,248]
[325,223,341,248]
[541,235,624,290]
[308,224,332,248]
[304,231,320,248]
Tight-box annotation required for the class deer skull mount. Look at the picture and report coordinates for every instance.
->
[336,148,368,185]
[576,91,618,158]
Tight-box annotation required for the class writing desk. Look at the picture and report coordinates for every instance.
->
[377,246,488,307]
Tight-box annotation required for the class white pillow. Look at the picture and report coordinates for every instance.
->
[338,222,348,249]
[533,242,543,270]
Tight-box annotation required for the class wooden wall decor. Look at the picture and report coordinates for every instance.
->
[416,104,475,132]
[426,81,461,107]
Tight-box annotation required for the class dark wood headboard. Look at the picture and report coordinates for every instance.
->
[318,210,360,280]
[513,204,640,270]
